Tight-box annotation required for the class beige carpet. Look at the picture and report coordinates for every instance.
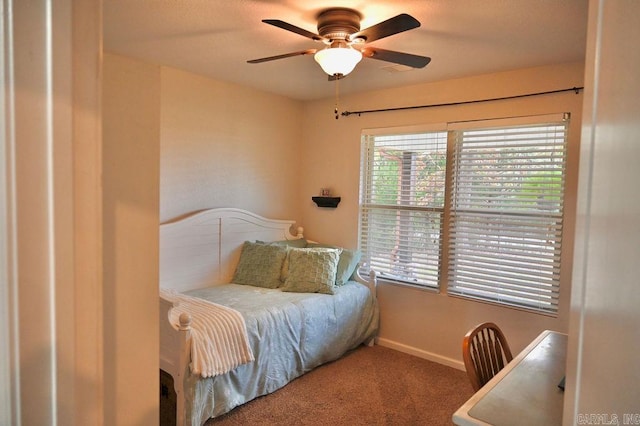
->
[204,344,474,425]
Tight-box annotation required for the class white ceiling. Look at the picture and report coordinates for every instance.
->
[103,0,589,101]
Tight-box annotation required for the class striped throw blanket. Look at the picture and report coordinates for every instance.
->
[161,288,254,378]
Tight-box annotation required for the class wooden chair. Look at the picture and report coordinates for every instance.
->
[462,322,513,392]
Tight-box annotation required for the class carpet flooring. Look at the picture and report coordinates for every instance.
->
[204,344,474,425]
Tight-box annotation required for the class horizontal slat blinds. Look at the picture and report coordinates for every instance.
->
[359,131,447,288]
[447,122,568,314]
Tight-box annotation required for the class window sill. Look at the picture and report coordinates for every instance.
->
[376,276,440,294]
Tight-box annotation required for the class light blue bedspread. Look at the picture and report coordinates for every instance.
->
[183,281,379,425]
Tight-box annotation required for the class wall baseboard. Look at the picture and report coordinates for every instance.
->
[375,337,465,371]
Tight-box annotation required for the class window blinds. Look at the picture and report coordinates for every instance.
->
[447,121,568,313]
[359,131,448,288]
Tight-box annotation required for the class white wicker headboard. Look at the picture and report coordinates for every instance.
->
[159,208,302,292]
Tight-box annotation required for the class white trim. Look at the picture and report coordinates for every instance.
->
[1,1,20,423]
[361,114,568,135]
[376,337,465,371]
[361,122,448,136]
[44,2,59,419]
[446,112,568,130]
[566,0,603,422]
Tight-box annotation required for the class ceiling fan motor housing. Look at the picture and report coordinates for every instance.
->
[317,8,361,41]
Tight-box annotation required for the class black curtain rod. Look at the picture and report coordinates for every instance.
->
[341,86,584,117]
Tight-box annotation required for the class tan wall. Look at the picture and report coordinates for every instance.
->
[300,62,585,366]
[159,67,304,223]
[102,53,161,425]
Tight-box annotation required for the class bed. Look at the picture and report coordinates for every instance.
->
[159,208,379,425]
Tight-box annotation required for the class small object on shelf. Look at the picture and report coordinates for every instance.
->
[312,196,341,208]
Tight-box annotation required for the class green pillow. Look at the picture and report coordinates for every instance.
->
[335,249,362,285]
[275,238,308,248]
[255,239,308,281]
[232,241,287,289]
[257,238,308,248]
[281,248,341,294]
[308,243,362,286]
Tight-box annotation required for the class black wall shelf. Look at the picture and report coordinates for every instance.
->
[312,196,341,208]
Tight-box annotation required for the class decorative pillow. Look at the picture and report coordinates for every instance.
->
[232,241,287,289]
[256,238,308,248]
[255,239,309,282]
[280,247,292,283]
[308,243,362,286]
[334,249,362,285]
[281,248,341,294]
[273,238,308,248]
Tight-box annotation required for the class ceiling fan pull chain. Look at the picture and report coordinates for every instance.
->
[334,76,340,120]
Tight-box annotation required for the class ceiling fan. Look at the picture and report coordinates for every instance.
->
[247,8,431,80]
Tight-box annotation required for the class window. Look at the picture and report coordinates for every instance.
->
[359,114,569,315]
[447,118,568,313]
[359,129,448,289]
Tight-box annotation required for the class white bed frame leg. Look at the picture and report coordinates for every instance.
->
[160,297,193,426]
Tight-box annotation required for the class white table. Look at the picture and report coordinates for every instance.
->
[453,330,568,426]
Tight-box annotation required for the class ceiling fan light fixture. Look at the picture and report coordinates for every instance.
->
[314,46,362,77]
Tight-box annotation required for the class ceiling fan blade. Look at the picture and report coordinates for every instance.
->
[361,47,431,68]
[350,14,420,43]
[262,19,323,41]
[247,49,317,64]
